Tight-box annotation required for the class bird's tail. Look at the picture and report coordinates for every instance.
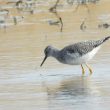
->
[94,36,110,47]
[103,36,110,42]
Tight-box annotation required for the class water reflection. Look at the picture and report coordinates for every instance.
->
[47,75,99,99]
[38,71,109,110]
[58,76,89,96]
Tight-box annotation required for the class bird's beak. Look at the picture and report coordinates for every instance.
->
[40,55,47,67]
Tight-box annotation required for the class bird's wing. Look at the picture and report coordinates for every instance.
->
[61,40,97,57]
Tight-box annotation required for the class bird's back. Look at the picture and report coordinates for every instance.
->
[61,36,110,56]
[60,40,98,56]
[58,37,110,65]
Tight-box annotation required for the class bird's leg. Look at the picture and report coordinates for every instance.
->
[81,64,85,75]
[85,64,93,75]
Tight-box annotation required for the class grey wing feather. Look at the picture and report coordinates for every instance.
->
[61,40,100,56]
[60,36,110,59]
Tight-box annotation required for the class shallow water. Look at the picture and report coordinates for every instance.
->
[0,0,110,110]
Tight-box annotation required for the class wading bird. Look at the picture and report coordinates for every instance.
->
[40,36,110,75]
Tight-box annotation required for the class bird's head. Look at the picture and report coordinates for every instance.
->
[40,45,53,67]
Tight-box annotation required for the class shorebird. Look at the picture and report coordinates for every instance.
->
[40,36,110,75]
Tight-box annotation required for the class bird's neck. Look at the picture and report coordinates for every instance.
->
[51,48,60,59]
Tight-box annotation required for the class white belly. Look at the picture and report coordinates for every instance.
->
[67,46,100,65]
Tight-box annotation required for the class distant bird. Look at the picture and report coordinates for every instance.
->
[40,36,110,75]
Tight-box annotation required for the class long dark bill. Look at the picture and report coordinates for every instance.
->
[40,55,47,67]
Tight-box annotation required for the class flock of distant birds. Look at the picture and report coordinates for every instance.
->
[0,0,110,32]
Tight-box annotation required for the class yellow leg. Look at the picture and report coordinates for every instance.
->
[81,64,85,75]
[85,64,93,75]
